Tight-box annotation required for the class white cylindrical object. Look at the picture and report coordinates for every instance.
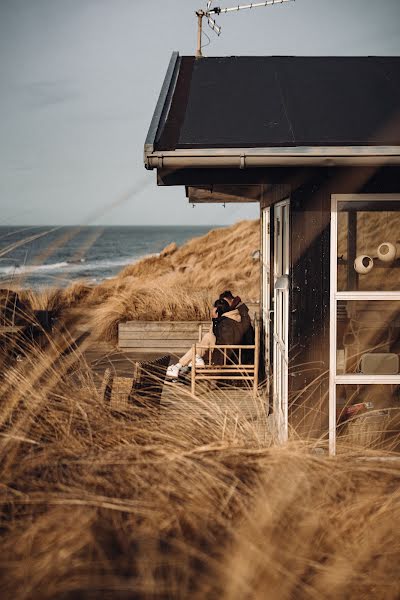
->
[354,255,374,274]
[377,242,397,263]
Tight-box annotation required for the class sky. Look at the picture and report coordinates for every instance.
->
[0,0,399,226]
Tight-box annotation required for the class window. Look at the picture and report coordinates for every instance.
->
[330,195,400,454]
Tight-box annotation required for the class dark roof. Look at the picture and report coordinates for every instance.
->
[149,55,400,151]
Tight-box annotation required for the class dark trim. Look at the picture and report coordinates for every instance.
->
[144,52,180,155]
[347,212,358,291]
[156,57,196,152]
[260,184,291,209]
[186,184,262,203]
[157,167,300,186]
[338,200,400,211]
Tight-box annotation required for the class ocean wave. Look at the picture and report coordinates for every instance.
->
[0,256,143,277]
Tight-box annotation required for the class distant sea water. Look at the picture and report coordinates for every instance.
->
[0,226,218,289]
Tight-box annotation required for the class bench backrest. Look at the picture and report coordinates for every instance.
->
[118,321,211,355]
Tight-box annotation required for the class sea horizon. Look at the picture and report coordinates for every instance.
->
[0,225,221,289]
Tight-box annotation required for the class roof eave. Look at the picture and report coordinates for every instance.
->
[144,146,400,169]
[144,51,180,160]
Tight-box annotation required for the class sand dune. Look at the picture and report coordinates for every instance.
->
[18,219,260,341]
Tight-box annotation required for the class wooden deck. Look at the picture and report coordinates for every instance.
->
[1,313,270,444]
[162,380,271,444]
[83,339,271,445]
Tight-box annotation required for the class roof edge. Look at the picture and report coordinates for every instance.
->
[144,52,180,157]
[145,146,400,169]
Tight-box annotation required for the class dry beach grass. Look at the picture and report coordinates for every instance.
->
[0,342,400,599]
[1,220,400,598]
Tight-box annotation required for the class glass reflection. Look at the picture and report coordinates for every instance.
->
[336,384,400,451]
[336,300,400,374]
[337,201,400,291]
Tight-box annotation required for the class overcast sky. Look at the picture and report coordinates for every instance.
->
[0,0,399,226]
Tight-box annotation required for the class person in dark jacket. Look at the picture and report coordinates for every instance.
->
[211,298,243,366]
[166,298,243,378]
[219,291,255,362]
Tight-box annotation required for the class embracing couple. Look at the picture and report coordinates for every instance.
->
[166,290,255,379]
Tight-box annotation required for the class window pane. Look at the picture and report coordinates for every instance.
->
[337,300,400,374]
[337,201,400,291]
[336,384,400,451]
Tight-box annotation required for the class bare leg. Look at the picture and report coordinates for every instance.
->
[179,332,216,367]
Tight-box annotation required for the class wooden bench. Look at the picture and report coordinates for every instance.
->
[191,316,260,397]
[118,321,211,356]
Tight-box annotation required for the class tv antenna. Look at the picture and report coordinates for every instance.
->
[196,0,295,57]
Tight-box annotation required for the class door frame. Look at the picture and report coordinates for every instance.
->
[273,199,290,443]
[261,207,271,386]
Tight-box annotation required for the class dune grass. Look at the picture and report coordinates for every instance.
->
[0,329,400,599]
[87,219,260,341]
[1,220,400,598]
[5,220,260,341]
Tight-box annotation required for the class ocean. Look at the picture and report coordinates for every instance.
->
[0,226,218,289]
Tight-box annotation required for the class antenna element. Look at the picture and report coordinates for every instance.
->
[196,0,295,57]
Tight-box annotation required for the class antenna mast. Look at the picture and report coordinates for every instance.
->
[196,10,205,58]
[196,0,295,57]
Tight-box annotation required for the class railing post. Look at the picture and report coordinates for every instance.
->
[253,318,260,397]
[191,344,196,395]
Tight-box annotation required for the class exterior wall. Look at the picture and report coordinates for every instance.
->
[289,175,331,439]
[288,167,400,440]
[157,164,400,441]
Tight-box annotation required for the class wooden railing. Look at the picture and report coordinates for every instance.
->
[191,317,260,397]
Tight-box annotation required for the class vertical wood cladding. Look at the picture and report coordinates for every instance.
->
[288,167,400,439]
[289,173,331,438]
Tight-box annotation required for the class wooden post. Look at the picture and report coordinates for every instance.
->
[253,317,260,398]
[191,344,196,395]
[347,211,358,291]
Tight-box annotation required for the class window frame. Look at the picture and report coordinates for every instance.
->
[329,194,400,455]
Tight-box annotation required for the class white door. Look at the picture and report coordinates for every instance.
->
[261,208,271,380]
[273,200,290,443]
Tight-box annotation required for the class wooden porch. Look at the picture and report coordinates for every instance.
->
[83,331,271,445]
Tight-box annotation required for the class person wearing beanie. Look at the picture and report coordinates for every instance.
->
[166,297,242,379]
[219,290,255,363]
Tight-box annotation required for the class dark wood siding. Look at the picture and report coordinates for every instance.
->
[158,165,400,438]
[289,174,331,439]
[288,167,400,439]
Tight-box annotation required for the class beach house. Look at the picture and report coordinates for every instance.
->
[144,54,400,453]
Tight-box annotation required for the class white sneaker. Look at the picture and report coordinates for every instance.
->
[188,355,205,368]
[166,363,182,378]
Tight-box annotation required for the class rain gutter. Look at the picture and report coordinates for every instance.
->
[144,146,400,169]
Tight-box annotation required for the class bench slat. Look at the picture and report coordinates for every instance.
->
[119,331,201,341]
[118,321,210,351]
[119,321,209,332]
[119,340,193,349]
[122,348,184,355]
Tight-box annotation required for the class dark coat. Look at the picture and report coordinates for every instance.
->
[211,311,243,366]
[236,303,255,364]
[237,302,255,346]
